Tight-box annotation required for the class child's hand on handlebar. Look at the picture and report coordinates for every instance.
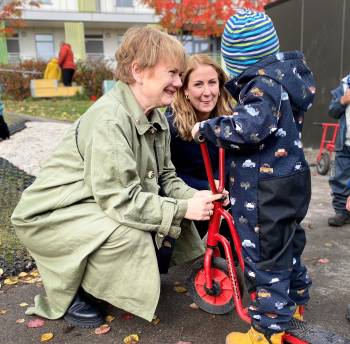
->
[185,193,223,221]
[214,180,230,207]
[191,122,200,139]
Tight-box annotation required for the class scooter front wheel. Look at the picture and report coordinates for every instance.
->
[187,257,242,315]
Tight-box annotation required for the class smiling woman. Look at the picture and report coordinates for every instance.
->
[11,26,224,329]
[165,54,233,241]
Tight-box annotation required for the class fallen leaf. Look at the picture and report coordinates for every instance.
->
[18,272,28,278]
[0,309,7,315]
[189,303,199,309]
[27,318,45,328]
[121,312,134,320]
[324,242,333,247]
[19,302,29,307]
[16,318,25,324]
[94,324,110,335]
[0,268,3,276]
[174,286,187,293]
[151,315,160,326]
[123,334,139,344]
[318,258,329,264]
[105,314,115,323]
[4,277,19,285]
[40,332,54,342]
[30,270,40,277]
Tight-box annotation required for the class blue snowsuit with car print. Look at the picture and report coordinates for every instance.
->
[198,51,315,333]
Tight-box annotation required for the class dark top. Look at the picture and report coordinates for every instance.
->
[165,107,225,190]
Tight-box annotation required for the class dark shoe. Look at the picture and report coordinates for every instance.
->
[347,304,350,322]
[64,290,105,328]
[327,213,350,226]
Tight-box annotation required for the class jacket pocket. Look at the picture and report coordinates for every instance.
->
[256,168,311,271]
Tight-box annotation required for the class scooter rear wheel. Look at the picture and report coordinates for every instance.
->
[316,151,331,175]
[187,257,243,315]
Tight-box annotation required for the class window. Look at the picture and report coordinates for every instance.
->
[7,34,19,54]
[85,34,104,60]
[116,0,133,7]
[35,34,55,61]
[6,34,20,64]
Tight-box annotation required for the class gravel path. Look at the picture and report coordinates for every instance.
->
[0,121,71,176]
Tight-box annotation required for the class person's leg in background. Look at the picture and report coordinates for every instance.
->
[62,68,75,86]
[328,146,350,226]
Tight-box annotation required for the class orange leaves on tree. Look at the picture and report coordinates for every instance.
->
[0,0,40,37]
[142,0,276,37]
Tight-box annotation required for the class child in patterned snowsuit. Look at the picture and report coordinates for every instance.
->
[191,9,315,344]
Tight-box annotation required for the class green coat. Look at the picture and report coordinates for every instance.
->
[11,81,205,322]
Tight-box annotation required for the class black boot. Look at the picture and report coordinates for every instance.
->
[347,304,350,322]
[328,212,350,226]
[64,289,105,328]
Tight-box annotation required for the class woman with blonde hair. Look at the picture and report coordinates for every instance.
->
[166,54,233,239]
[12,28,224,328]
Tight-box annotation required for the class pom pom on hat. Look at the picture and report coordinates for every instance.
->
[221,9,280,77]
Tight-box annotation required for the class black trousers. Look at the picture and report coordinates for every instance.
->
[62,68,75,86]
[152,234,176,274]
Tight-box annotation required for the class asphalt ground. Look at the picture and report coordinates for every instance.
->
[0,165,349,343]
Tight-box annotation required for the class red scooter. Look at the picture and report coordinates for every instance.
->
[188,141,349,344]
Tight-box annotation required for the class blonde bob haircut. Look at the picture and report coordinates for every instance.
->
[115,26,186,84]
[172,54,232,141]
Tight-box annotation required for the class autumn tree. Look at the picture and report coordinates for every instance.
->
[142,0,276,37]
[0,0,39,36]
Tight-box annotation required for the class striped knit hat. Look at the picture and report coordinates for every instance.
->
[221,9,280,77]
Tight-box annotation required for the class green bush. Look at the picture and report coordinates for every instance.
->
[0,60,46,100]
[74,59,114,99]
[0,59,115,100]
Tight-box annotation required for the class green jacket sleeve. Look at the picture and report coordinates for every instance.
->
[84,118,189,246]
[159,123,197,200]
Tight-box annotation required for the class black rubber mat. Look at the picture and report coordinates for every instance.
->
[0,158,35,279]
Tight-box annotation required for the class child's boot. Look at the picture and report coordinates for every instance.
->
[225,326,284,344]
[293,305,304,321]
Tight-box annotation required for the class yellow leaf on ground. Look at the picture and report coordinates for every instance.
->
[40,332,54,342]
[104,315,115,323]
[94,324,110,335]
[19,303,29,307]
[18,272,28,278]
[30,270,40,277]
[16,318,25,323]
[0,309,8,315]
[151,315,160,326]
[123,334,139,344]
[189,303,199,309]
[174,286,187,293]
[4,277,18,285]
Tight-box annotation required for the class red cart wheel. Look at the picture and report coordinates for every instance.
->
[316,152,330,175]
[187,257,244,314]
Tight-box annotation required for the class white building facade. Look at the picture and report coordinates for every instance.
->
[1,0,159,64]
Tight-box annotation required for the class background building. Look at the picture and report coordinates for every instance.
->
[0,0,159,64]
[266,0,350,147]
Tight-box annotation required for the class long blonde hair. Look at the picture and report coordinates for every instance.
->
[172,54,232,141]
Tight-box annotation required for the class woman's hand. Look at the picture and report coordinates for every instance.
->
[185,193,223,221]
[191,122,200,139]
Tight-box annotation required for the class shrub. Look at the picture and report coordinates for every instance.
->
[74,58,114,99]
[0,60,46,100]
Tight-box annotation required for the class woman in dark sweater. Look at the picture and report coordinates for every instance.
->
[166,54,233,237]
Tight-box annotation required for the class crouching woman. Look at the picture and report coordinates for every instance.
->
[11,27,222,327]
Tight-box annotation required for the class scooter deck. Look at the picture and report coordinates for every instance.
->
[284,319,350,344]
